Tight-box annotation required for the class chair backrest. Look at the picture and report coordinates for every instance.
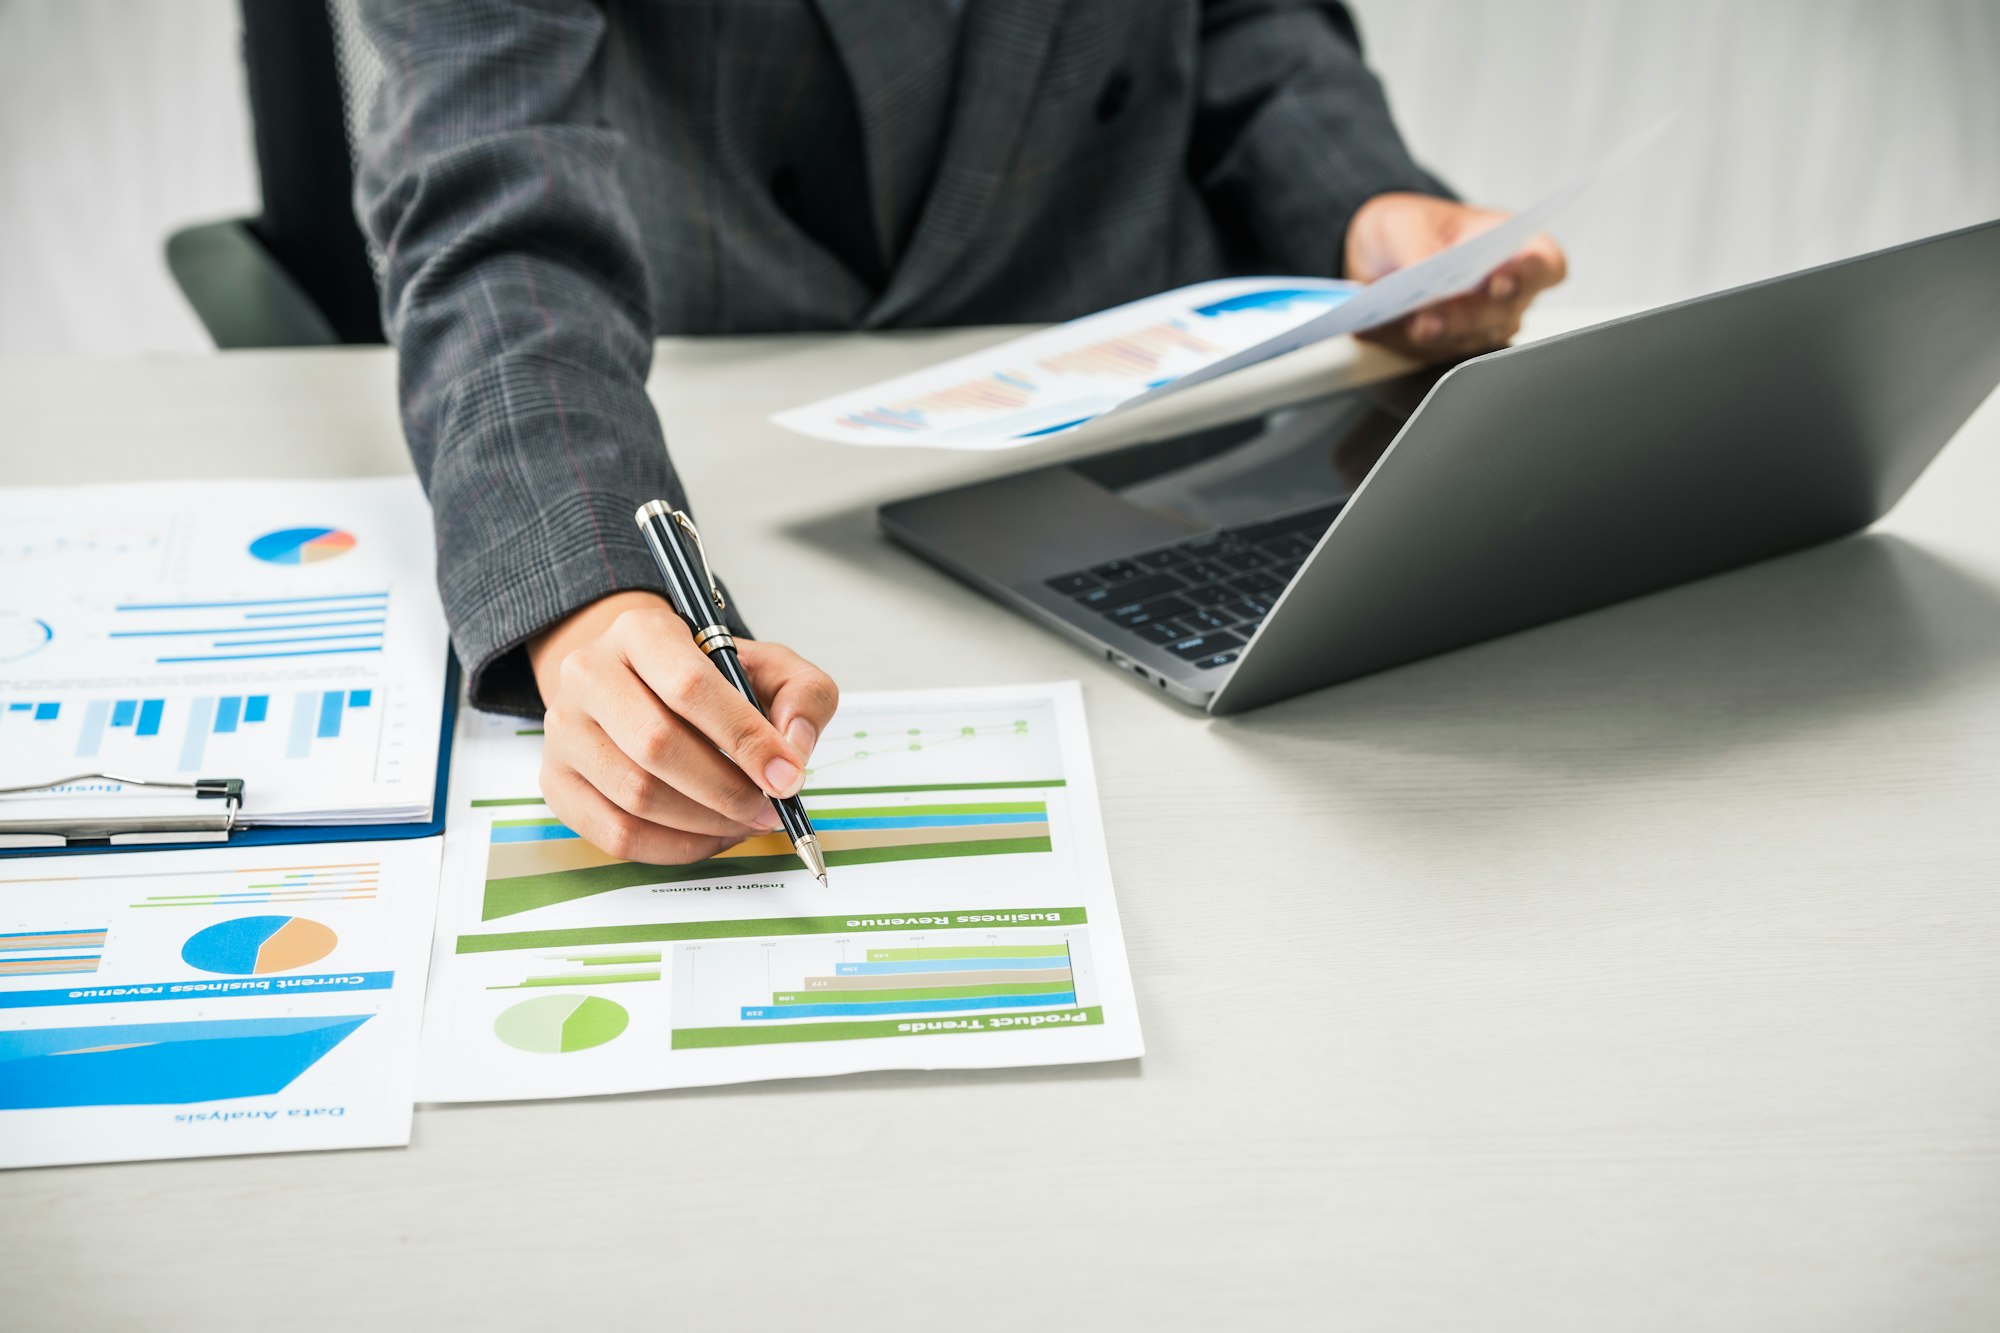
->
[239,0,383,343]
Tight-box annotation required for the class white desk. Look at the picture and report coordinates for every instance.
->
[6,316,2000,1331]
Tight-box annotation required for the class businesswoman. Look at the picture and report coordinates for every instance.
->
[355,0,1565,863]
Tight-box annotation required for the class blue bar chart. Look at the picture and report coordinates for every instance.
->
[1,686,379,772]
[108,590,390,665]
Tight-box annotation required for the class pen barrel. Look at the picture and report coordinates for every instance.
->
[708,644,817,843]
[635,505,715,630]
[635,502,817,852]
[707,641,762,709]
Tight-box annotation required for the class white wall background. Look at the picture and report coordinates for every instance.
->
[1,0,1995,355]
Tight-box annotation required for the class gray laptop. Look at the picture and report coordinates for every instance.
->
[880,219,2000,714]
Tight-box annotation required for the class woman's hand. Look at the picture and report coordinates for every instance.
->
[526,590,839,864]
[1344,192,1568,361]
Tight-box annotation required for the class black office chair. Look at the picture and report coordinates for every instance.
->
[167,0,385,347]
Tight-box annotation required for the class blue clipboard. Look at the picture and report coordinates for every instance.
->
[0,660,461,859]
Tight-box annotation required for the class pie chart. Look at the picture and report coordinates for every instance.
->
[248,526,357,565]
[0,613,52,662]
[494,994,629,1054]
[182,915,337,975]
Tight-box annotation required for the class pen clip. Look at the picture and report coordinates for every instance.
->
[670,510,728,615]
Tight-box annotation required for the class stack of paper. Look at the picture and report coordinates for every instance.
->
[0,681,1143,1167]
[0,478,451,833]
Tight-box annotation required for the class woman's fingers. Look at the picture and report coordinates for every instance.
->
[1370,231,1565,359]
[739,639,839,761]
[608,609,807,799]
[538,761,739,866]
[556,709,771,838]
[564,645,775,829]
[526,590,842,868]
[1497,233,1568,299]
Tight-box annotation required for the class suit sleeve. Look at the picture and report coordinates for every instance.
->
[1190,0,1455,277]
[353,0,693,717]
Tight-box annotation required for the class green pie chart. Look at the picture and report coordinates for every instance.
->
[493,994,628,1054]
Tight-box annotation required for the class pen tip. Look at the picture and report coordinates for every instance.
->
[816,873,829,888]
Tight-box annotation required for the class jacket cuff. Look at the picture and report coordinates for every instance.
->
[444,499,757,719]
[443,490,668,718]
[1256,94,1457,280]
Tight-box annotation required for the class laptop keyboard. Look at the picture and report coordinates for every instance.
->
[1041,504,1341,670]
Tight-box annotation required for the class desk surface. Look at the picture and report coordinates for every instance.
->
[6,315,2000,1332]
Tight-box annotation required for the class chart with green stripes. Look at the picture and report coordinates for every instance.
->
[670,919,1102,1049]
[422,683,1143,1102]
[478,797,1058,920]
[467,693,1071,921]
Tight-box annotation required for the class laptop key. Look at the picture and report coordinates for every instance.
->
[1077,572,1184,608]
[1192,649,1241,670]
[1134,548,1190,570]
[1184,559,1234,583]
[1224,595,1270,621]
[1216,548,1273,573]
[1225,504,1341,546]
[1229,570,1286,596]
[1045,571,1101,595]
[1177,532,1228,555]
[1134,619,1191,644]
[1090,558,1143,582]
[1109,595,1195,627]
[1184,607,1235,633]
[1168,630,1245,660]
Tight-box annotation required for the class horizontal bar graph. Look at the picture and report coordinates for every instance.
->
[495,970,661,989]
[740,942,1075,1021]
[131,864,380,909]
[481,801,1053,920]
[740,992,1076,1020]
[772,980,1067,1005]
[676,932,1088,1024]
[109,591,389,664]
[0,927,109,977]
[489,949,665,990]
[831,956,1070,976]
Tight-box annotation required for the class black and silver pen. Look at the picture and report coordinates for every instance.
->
[634,501,828,886]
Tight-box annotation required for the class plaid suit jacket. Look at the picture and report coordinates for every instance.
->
[354,0,1449,713]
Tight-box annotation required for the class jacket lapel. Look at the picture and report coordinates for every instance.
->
[853,0,1069,326]
[811,0,960,279]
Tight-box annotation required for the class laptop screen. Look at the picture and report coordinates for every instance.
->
[1066,370,1441,533]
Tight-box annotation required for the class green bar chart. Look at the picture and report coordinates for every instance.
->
[670,927,1099,1049]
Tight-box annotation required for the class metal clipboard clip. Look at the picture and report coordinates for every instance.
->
[0,772,246,847]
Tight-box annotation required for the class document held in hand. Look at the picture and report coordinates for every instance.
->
[773,118,1672,450]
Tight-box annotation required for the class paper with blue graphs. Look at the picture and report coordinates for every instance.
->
[0,837,440,1168]
[771,277,1364,448]
[0,478,450,830]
